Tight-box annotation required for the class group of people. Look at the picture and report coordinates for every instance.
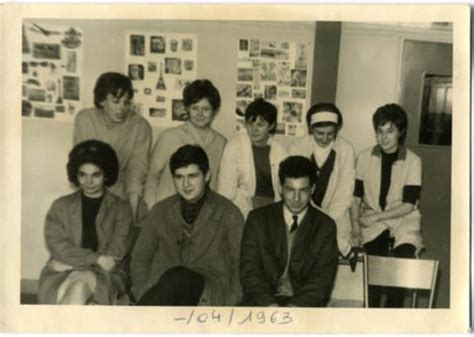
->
[37,72,423,308]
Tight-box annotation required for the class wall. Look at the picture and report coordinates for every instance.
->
[399,40,452,308]
[336,23,452,308]
[21,19,317,280]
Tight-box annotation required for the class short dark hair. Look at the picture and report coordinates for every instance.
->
[169,144,210,175]
[278,155,316,186]
[93,72,134,109]
[245,98,277,133]
[183,79,221,111]
[305,103,343,129]
[372,103,408,144]
[67,140,119,187]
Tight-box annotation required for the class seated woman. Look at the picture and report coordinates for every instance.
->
[218,98,287,218]
[289,103,356,257]
[38,140,132,305]
[73,72,152,223]
[351,104,423,307]
[143,79,226,209]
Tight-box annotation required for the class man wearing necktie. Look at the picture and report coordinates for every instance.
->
[239,155,339,307]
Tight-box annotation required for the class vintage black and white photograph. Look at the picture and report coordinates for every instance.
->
[4,4,468,335]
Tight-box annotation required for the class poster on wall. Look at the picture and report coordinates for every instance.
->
[234,39,310,137]
[22,22,83,120]
[125,31,198,126]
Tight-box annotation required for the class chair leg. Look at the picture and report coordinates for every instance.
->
[411,290,417,308]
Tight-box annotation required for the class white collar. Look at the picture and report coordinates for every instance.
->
[283,205,308,230]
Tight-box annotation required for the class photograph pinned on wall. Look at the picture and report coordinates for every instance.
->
[27,87,46,102]
[238,68,253,81]
[252,60,261,89]
[292,88,306,99]
[165,57,182,75]
[55,105,65,113]
[61,27,82,49]
[34,105,55,118]
[295,43,307,70]
[275,122,286,135]
[130,34,145,56]
[149,107,167,118]
[236,83,252,98]
[260,40,289,60]
[287,123,298,136]
[261,61,277,81]
[170,39,179,52]
[144,88,152,95]
[184,60,194,71]
[290,69,306,87]
[22,62,28,74]
[155,95,166,103]
[66,51,77,73]
[67,102,76,115]
[129,64,145,80]
[236,99,251,118]
[277,61,291,86]
[240,39,249,51]
[32,43,61,59]
[62,76,80,100]
[150,35,166,53]
[264,84,277,100]
[171,99,188,121]
[249,39,260,57]
[182,38,193,51]
[148,61,157,72]
[22,100,33,116]
[282,101,303,123]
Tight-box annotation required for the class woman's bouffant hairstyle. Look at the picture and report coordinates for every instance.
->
[169,144,210,176]
[372,103,408,144]
[278,155,317,186]
[67,140,119,187]
[183,79,221,111]
[305,102,343,129]
[93,72,134,109]
[245,98,277,134]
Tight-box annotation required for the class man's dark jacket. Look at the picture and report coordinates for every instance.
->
[239,201,338,307]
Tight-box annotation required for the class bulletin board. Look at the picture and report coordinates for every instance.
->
[125,31,198,127]
[234,39,310,137]
[21,22,84,120]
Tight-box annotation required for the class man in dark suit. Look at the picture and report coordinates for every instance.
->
[240,155,338,307]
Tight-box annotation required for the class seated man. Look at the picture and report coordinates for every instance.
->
[240,155,339,307]
[131,145,245,306]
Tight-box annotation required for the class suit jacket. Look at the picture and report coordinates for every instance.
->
[240,202,338,307]
[131,190,245,306]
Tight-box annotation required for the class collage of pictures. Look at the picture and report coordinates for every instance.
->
[125,32,198,127]
[22,22,83,120]
[234,39,310,137]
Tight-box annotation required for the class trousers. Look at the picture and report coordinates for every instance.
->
[136,266,205,306]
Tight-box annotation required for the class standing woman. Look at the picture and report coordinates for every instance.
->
[289,103,356,257]
[73,72,152,223]
[38,140,132,305]
[218,99,287,219]
[351,104,423,307]
[144,79,226,209]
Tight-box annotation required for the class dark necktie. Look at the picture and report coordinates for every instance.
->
[290,215,298,233]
